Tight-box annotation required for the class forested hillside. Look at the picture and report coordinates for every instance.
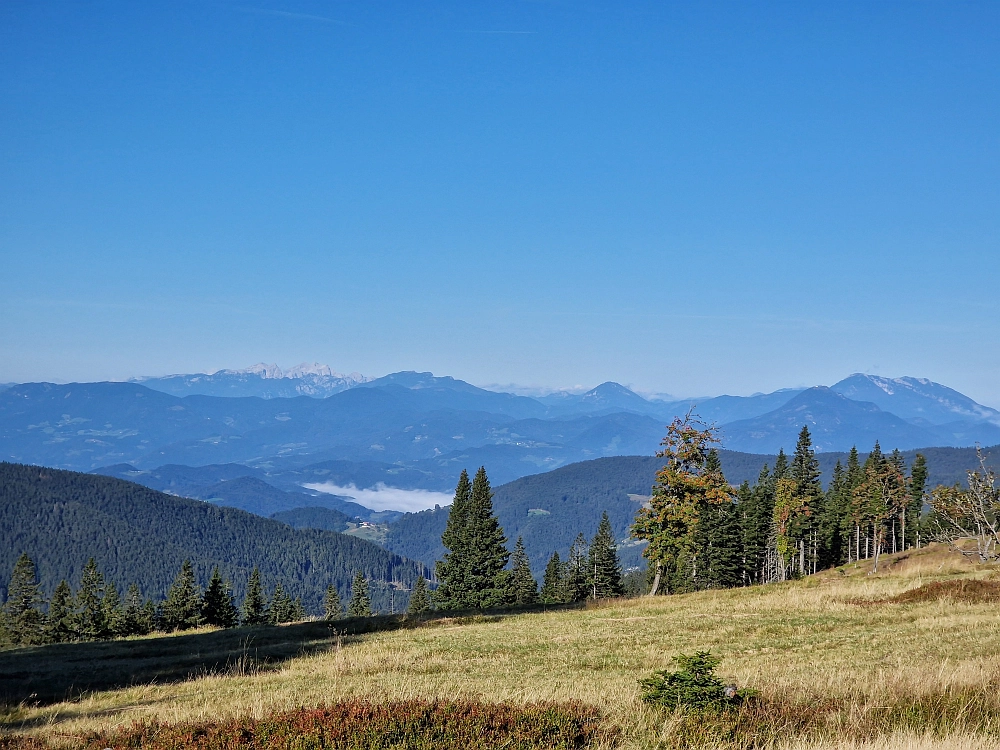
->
[0,463,426,613]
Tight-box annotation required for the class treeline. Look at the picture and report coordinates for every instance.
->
[0,554,384,648]
[431,468,625,611]
[635,418,931,593]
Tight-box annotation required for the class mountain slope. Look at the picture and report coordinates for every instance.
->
[136,363,368,399]
[831,374,1000,426]
[0,463,425,613]
[719,387,940,453]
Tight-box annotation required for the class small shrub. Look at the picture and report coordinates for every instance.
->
[640,651,749,711]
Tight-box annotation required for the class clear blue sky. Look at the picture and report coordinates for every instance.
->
[2,1,999,403]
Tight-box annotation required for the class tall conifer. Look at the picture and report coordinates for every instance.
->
[539,551,564,604]
[1,553,46,646]
[588,512,624,598]
[509,537,538,606]
[162,560,202,631]
[407,576,430,615]
[907,454,928,548]
[270,582,294,624]
[76,558,107,640]
[323,584,342,620]
[347,571,372,617]
[434,470,472,610]
[45,579,75,643]
[563,534,590,603]
[242,567,268,626]
[121,583,154,636]
[463,467,510,608]
[202,567,239,628]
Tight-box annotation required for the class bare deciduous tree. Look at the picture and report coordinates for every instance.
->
[927,447,1000,563]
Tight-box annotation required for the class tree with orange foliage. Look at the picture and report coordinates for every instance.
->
[633,414,732,595]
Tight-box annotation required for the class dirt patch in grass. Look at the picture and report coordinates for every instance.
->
[0,700,607,750]
[890,579,1000,604]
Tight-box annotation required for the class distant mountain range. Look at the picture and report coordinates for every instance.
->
[2,368,999,498]
[132,363,370,399]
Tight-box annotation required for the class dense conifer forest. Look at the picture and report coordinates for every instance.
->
[0,463,426,615]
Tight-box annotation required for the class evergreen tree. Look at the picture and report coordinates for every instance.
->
[539,551,564,604]
[201,567,239,628]
[162,560,202,631]
[508,537,538,606]
[242,567,269,626]
[819,461,848,567]
[290,597,306,622]
[588,512,624,598]
[907,454,928,549]
[45,579,76,643]
[270,582,294,624]
[1,553,46,646]
[739,466,773,585]
[773,449,789,480]
[563,533,590,602]
[121,583,154,636]
[789,426,822,575]
[102,583,125,638]
[462,467,511,609]
[434,470,472,610]
[76,557,107,640]
[347,571,372,617]
[699,496,742,589]
[407,576,431,615]
[323,584,342,620]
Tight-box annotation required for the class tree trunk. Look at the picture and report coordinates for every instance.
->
[648,564,662,596]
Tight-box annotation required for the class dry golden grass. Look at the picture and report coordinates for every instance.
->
[5,543,1000,750]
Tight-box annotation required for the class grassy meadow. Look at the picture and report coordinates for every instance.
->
[4,543,1000,749]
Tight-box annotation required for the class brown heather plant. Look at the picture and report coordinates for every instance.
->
[6,544,1000,750]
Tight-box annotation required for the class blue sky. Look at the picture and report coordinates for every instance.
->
[2,1,999,403]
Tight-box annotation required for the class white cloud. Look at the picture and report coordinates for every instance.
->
[303,482,453,513]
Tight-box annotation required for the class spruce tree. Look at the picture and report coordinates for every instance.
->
[323,584,342,620]
[121,583,154,636]
[1,553,46,646]
[201,567,239,628]
[270,582,294,624]
[820,461,848,567]
[162,560,202,631]
[539,551,564,604]
[739,467,773,585]
[907,454,928,549]
[588,512,624,599]
[76,557,107,640]
[790,426,822,574]
[508,537,538,606]
[103,583,125,638]
[45,579,76,643]
[434,470,472,610]
[242,567,268,626]
[347,571,372,617]
[773,449,789,480]
[463,467,510,609]
[290,597,306,622]
[563,534,590,603]
[407,576,430,616]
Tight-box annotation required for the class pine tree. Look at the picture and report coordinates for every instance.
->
[773,449,789,480]
[434,470,472,610]
[463,467,510,609]
[76,557,107,640]
[242,568,268,626]
[103,583,125,638]
[508,537,538,606]
[407,576,431,616]
[162,560,202,631]
[270,582,294,624]
[1,553,46,646]
[121,583,154,636]
[45,579,76,643]
[563,533,590,602]
[589,512,624,599]
[819,461,848,567]
[347,571,372,617]
[290,597,306,622]
[201,567,239,628]
[323,584,342,620]
[739,466,773,585]
[539,551,564,604]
